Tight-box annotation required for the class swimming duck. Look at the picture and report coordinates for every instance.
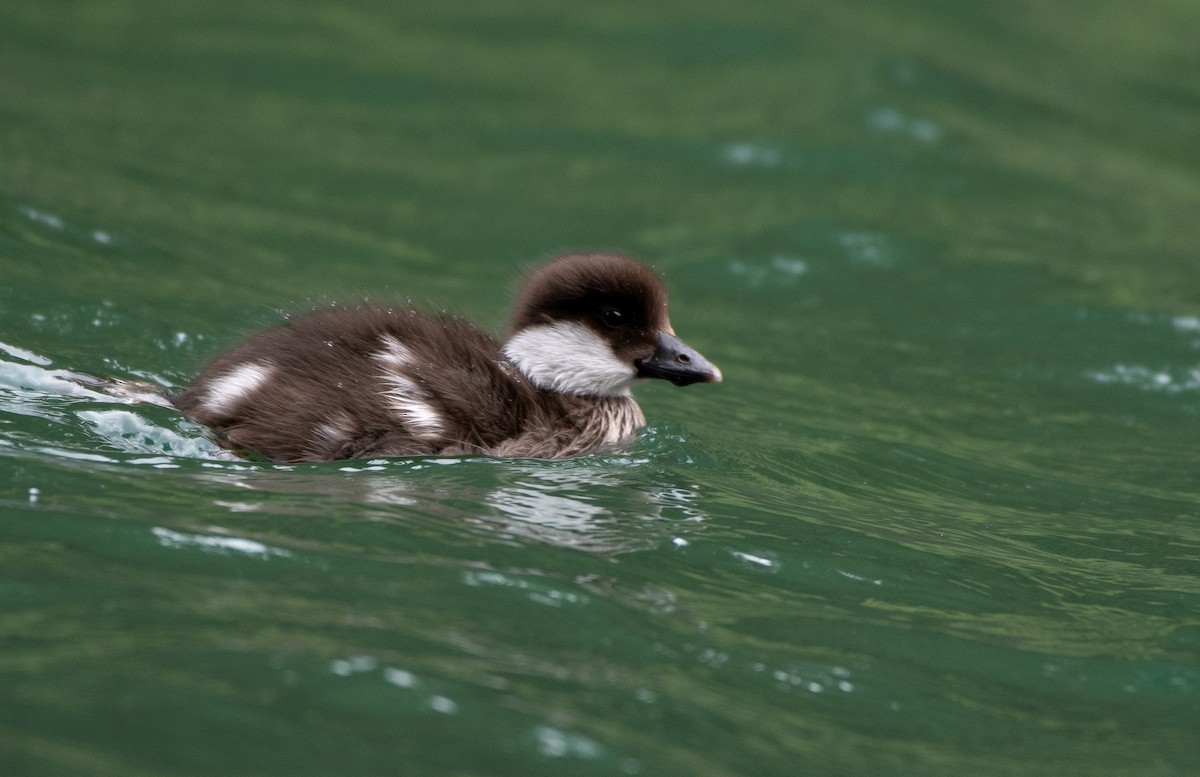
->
[173,252,721,461]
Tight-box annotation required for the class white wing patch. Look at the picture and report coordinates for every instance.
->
[375,334,416,367]
[373,335,443,440]
[203,362,274,416]
[315,411,354,448]
[502,322,637,397]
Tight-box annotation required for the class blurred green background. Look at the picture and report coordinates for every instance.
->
[2,2,1199,776]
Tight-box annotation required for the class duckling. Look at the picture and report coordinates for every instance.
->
[173,252,721,461]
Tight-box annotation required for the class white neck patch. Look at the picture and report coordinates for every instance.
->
[502,321,636,397]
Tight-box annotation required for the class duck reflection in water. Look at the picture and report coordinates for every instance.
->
[198,452,708,556]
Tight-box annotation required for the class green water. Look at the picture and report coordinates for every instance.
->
[3,1,1199,775]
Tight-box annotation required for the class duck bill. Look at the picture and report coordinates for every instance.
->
[636,331,723,387]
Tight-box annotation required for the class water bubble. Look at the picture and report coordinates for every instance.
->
[428,695,458,714]
[383,667,418,688]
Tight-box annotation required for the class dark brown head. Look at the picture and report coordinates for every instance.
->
[502,253,722,396]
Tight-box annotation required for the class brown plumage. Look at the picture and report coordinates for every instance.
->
[173,253,720,462]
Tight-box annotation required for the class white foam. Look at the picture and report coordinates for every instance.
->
[1088,364,1200,393]
[152,526,290,558]
[732,550,778,569]
[0,341,52,366]
[721,142,782,168]
[868,106,943,144]
[1172,316,1200,332]
[32,447,116,463]
[20,206,64,229]
[0,361,108,399]
[427,696,458,715]
[77,409,227,458]
[383,667,419,688]
[533,726,601,759]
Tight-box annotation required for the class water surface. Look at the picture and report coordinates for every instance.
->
[2,2,1199,775]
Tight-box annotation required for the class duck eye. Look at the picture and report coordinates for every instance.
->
[601,308,625,328]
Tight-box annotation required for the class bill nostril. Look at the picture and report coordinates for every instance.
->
[677,353,691,364]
